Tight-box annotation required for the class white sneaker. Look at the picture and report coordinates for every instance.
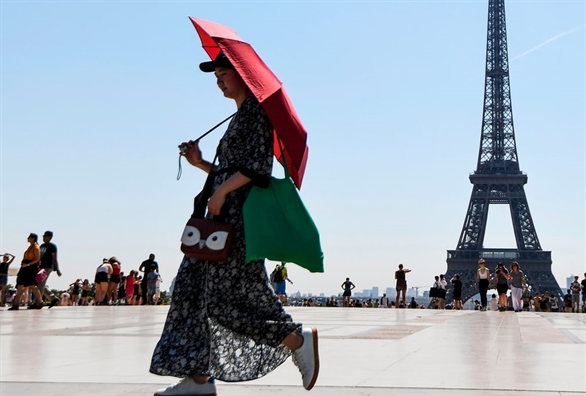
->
[292,327,319,390]
[154,376,217,396]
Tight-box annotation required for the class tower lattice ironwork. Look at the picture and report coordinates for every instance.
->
[444,0,563,305]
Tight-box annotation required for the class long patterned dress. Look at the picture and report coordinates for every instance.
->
[150,95,301,381]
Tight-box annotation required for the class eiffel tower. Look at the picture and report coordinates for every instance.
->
[444,0,563,305]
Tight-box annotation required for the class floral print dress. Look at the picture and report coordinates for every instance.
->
[150,95,301,381]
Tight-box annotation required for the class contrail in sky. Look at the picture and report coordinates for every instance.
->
[510,26,584,62]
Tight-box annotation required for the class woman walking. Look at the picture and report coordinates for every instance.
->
[81,279,90,306]
[507,262,526,312]
[475,259,490,311]
[69,279,81,306]
[494,263,509,311]
[9,233,44,310]
[150,52,318,396]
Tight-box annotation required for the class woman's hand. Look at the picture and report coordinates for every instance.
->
[179,140,203,167]
[207,189,227,216]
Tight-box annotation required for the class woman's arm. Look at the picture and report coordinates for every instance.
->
[207,172,251,216]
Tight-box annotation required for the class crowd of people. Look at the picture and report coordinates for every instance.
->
[0,231,165,309]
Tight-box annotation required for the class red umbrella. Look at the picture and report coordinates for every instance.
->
[189,17,309,189]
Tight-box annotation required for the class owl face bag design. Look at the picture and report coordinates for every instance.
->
[180,217,234,262]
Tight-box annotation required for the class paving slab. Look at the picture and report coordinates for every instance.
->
[0,306,585,395]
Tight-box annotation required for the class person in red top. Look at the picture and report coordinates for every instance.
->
[125,270,136,305]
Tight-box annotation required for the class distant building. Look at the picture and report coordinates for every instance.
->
[372,287,379,298]
[566,275,575,290]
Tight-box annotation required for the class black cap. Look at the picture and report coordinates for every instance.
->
[199,52,235,73]
[43,230,53,237]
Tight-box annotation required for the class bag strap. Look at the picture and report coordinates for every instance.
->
[192,153,219,219]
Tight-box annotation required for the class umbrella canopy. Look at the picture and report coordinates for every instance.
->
[189,17,309,189]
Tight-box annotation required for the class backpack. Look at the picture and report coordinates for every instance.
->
[272,266,284,283]
[269,269,277,283]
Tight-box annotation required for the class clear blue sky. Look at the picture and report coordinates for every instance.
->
[1,1,584,296]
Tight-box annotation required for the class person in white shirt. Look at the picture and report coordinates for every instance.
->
[489,294,498,311]
[154,273,163,305]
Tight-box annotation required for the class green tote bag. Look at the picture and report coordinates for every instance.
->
[243,161,324,273]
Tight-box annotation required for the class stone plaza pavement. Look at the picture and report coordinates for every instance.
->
[1,306,585,396]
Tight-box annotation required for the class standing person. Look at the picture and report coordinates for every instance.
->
[493,263,509,311]
[134,275,142,306]
[69,279,81,306]
[9,233,44,310]
[118,275,127,304]
[38,231,61,308]
[107,257,122,305]
[153,272,163,305]
[581,273,586,312]
[550,295,559,312]
[341,277,355,307]
[125,270,136,305]
[274,262,293,304]
[80,279,90,306]
[506,262,526,312]
[475,259,490,311]
[147,265,160,305]
[139,254,158,305]
[94,259,112,306]
[150,52,319,395]
[540,291,551,312]
[451,274,463,310]
[436,274,447,309]
[431,276,440,308]
[394,264,411,308]
[569,276,581,313]
[0,253,16,306]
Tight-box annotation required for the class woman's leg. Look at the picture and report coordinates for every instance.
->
[499,292,507,309]
[95,284,103,305]
[512,287,522,311]
[0,285,6,305]
[31,286,44,306]
[12,285,25,308]
[479,280,488,309]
